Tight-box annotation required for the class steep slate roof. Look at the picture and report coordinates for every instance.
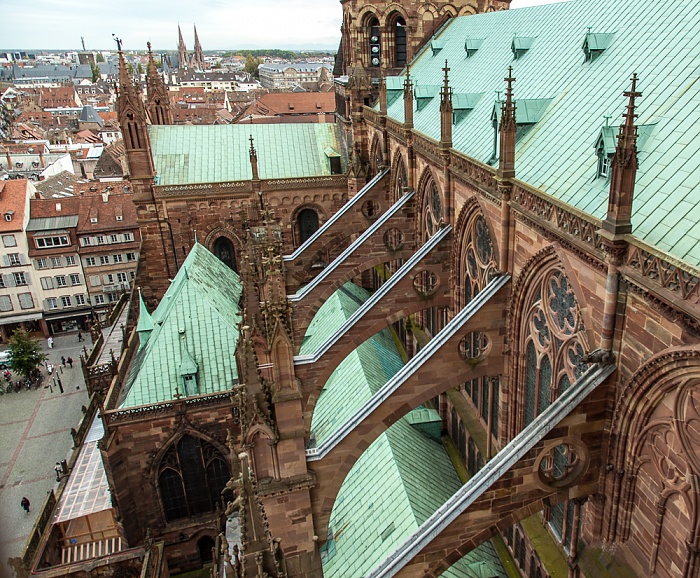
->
[79,105,104,127]
[303,283,505,578]
[385,0,700,266]
[120,243,242,408]
[149,123,347,185]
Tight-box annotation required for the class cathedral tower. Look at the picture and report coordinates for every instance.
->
[145,42,173,125]
[337,0,510,77]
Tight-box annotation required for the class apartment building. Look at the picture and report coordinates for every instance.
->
[0,179,47,340]
[26,202,91,334]
[73,182,139,314]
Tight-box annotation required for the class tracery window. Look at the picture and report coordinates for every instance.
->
[158,435,230,522]
[369,137,384,179]
[462,214,497,307]
[423,180,442,240]
[393,156,408,202]
[522,269,587,428]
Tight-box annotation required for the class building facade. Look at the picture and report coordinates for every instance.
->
[0,179,46,340]
[258,63,333,90]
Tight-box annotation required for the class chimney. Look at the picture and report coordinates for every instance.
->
[102,191,109,203]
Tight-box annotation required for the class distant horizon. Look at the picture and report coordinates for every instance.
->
[0,47,338,54]
[2,0,566,53]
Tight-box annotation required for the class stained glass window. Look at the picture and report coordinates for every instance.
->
[158,435,230,523]
[522,268,587,428]
[460,214,496,308]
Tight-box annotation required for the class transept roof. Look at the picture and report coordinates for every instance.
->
[148,123,347,185]
[120,243,242,407]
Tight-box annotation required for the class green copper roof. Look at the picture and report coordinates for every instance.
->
[149,123,347,186]
[304,283,505,577]
[323,416,505,578]
[120,243,241,408]
[385,0,700,267]
[302,283,404,446]
[136,289,154,344]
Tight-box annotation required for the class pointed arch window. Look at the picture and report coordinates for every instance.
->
[522,270,587,428]
[213,236,237,272]
[297,208,319,245]
[393,17,407,68]
[158,435,230,522]
[393,157,408,202]
[461,213,497,308]
[423,179,442,240]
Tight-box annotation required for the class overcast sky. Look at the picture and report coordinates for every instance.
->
[1,0,569,51]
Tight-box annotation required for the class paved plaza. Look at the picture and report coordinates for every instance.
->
[0,333,90,578]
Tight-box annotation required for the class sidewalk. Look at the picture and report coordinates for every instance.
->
[0,332,90,575]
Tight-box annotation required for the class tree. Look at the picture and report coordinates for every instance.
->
[95,52,105,63]
[90,62,100,83]
[245,54,260,77]
[137,63,144,75]
[7,329,47,378]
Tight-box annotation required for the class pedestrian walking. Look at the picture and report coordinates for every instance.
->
[67,356,73,368]
[77,331,83,342]
[46,363,54,374]
[61,356,66,367]
[54,462,62,481]
[47,336,53,349]
[21,497,30,513]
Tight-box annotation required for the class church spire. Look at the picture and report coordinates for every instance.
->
[145,42,172,125]
[193,24,205,70]
[177,25,188,70]
[114,36,155,187]
[602,73,642,236]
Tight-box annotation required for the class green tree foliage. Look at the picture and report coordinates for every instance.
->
[245,54,261,77]
[95,52,105,63]
[137,63,144,75]
[7,329,47,378]
[226,49,334,60]
[90,62,100,83]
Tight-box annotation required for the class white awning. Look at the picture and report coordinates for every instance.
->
[0,312,43,324]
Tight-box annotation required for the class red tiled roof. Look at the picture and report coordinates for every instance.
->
[244,92,335,117]
[73,182,138,233]
[0,180,30,232]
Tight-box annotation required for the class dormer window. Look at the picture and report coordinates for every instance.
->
[594,125,616,179]
[464,37,484,58]
[512,35,536,60]
[324,147,342,175]
[4,211,13,222]
[582,31,614,63]
[430,39,446,56]
[414,85,440,111]
[452,93,482,124]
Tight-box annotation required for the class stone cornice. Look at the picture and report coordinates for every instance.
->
[154,175,348,198]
